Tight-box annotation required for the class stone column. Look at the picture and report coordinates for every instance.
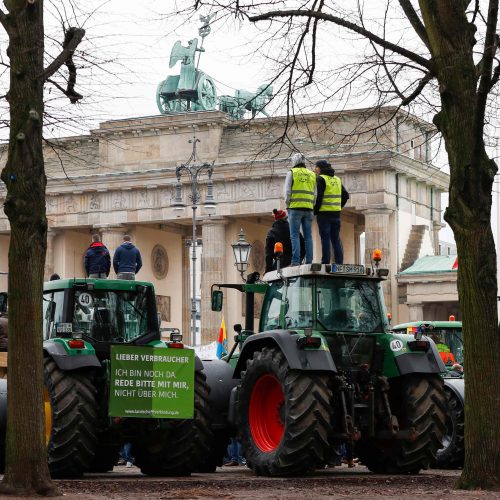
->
[200,218,227,345]
[363,208,394,311]
[44,229,57,280]
[97,225,127,279]
[408,302,424,321]
[432,221,444,255]
[353,224,364,265]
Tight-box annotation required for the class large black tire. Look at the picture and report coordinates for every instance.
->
[434,388,465,469]
[44,357,99,478]
[357,374,447,474]
[237,347,332,476]
[134,370,213,476]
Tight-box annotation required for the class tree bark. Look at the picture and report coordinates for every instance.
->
[419,0,500,490]
[0,0,59,495]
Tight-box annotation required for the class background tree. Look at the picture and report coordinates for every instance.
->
[0,0,84,495]
[181,0,500,490]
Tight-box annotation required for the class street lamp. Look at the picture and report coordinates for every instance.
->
[231,229,252,281]
[172,136,216,345]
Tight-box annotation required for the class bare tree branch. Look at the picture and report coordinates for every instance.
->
[249,9,432,70]
[401,71,434,105]
[398,0,430,49]
[474,0,499,153]
[43,26,85,82]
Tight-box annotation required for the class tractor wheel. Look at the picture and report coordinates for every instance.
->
[134,370,212,476]
[434,389,465,469]
[237,347,332,476]
[357,374,446,474]
[44,357,98,478]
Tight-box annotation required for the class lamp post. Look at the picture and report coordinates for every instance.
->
[172,137,216,345]
[231,229,259,333]
[231,229,252,282]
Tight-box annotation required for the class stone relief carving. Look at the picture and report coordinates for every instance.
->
[155,295,171,322]
[113,192,127,209]
[240,181,255,199]
[64,195,77,212]
[215,180,231,201]
[89,194,101,210]
[266,178,281,197]
[138,189,154,208]
[46,196,58,213]
[151,244,169,279]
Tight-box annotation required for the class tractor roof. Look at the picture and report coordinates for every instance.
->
[43,278,155,293]
[263,263,386,282]
[392,321,462,330]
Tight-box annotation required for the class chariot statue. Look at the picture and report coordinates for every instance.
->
[156,15,273,118]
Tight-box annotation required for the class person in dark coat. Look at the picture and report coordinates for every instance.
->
[113,235,142,280]
[314,160,350,264]
[265,209,304,273]
[84,234,111,278]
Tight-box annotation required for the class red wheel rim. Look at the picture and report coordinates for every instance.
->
[249,374,285,452]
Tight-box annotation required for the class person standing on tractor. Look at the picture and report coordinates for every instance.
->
[264,209,305,273]
[314,160,350,264]
[84,234,111,279]
[113,235,142,280]
[284,153,316,265]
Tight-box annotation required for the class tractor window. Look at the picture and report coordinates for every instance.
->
[284,278,313,329]
[43,291,66,340]
[73,289,151,343]
[260,281,285,331]
[430,328,464,364]
[316,278,383,333]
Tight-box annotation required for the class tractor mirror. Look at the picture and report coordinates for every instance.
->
[211,290,223,312]
[0,293,7,315]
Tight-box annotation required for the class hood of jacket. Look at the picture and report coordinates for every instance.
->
[120,242,135,249]
[319,166,336,177]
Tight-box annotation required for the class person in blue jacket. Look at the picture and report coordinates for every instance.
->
[84,234,111,278]
[113,235,142,280]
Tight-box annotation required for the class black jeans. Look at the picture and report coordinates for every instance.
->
[316,214,343,264]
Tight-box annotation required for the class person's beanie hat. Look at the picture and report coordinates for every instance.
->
[291,152,306,167]
[273,208,287,221]
[316,160,333,173]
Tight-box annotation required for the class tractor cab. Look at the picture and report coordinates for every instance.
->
[391,319,464,371]
[43,278,160,358]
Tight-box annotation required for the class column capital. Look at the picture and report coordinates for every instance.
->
[200,216,228,226]
[362,207,395,216]
[94,224,128,234]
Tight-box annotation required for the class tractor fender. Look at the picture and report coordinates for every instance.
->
[443,377,464,406]
[233,330,337,378]
[200,358,238,430]
[393,338,446,376]
[43,342,101,371]
[194,355,204,372]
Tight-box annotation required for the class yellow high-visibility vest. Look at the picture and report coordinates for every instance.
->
[318,175,342,212]
[289,167,316,209]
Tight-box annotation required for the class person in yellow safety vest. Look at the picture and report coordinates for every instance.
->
[313,160,350,264]
[284,153,317,265]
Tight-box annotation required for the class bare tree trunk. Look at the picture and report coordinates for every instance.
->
[420,0,500,489]
[0,0,58,495]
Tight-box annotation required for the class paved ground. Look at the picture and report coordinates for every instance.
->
[34,465,498,500]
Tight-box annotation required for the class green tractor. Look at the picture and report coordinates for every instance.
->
[212,260,448,476]
[0,278,236,478]
[391,320,464,469]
